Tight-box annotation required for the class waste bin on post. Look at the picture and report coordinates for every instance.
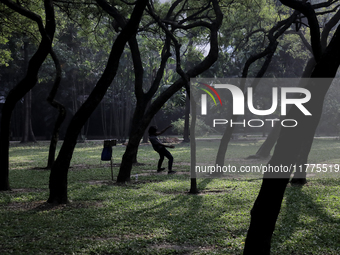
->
[101,139,117,180]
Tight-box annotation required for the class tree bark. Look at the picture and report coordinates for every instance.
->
[21,90,36,143]
[254,57,316,159]
[0,0,55,190]
[183,36,194,143]
[46,49,66,169]
[20,39,36,143]
[290,8,340,183]
[117,0,223,182]
[215,41,279,167]
[253,121,281,158]
[183,93,190,142]
[47,0,148,204]
[214,13,298,168]
[244,21,340,254]
[189,87,198,194]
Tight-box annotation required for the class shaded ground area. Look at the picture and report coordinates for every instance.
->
[2,139,340,254]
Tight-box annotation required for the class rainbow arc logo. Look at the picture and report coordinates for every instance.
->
[199,82,222,106]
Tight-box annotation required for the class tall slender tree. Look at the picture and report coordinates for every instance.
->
[47,0,148,204]
[0,0,56,190]
[45,48,66,169]
[20,39,37,143]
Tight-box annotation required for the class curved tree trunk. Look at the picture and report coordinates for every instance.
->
[118,127,146,182]
[215,13,298,168]
[0,0,55,191]
[46,49,66,169]
[244,19,340,253]
[215,41,279,167]
[254,57,316,159]
[290,138,312,185]
[47,0,148,204]
[253,121,281,158]
[117,0,223,182]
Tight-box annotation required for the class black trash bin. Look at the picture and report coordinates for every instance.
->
[101,139,117,180]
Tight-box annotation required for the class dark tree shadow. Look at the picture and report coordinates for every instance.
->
[272,179,340,254]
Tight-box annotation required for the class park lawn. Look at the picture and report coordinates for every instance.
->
[0,139,340,254]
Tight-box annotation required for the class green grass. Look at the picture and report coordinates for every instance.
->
[1,139,340,254]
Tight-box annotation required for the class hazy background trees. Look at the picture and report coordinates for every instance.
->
[2,0,339,145]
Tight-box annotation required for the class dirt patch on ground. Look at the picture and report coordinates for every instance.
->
[150,244,213,254]
[83,179,164,186]
[9,188,46,193]
[178,162,191,166]
[197,188,236,194]
[137,171,190,176]
[1,200,103,212]
[86,180,112,185]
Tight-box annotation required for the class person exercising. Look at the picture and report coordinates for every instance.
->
[148,125,176,174]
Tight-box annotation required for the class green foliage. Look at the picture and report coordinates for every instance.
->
[213,0,309,78]
[0,48,12,67]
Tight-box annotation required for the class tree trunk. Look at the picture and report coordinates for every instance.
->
[253,57,316,159]
[289,59,317,183]
[215,37,279,167]
[47,0,148,203]
[243,178,290,255]
[0,0,55,191]
[189,89,198,193]
[117,0,223,182]
[101,100,108,138]
[290,134,313,185]
[46,105,66,168]
[118,129,145,182]
[46,49,66,169]
[20,40,36,143]
[253,121,281,158]
[183,92,190,142]
[142,101,151,144]
[142,67,155,144]
[124,90,131,140]
[244,21,340,253]
[244,95,323,253]
[21,90,36,143]
[183,36,193,143]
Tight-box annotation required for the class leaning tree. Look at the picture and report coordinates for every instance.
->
[0,0,56,190]
[47,0,148,204]
[244,0,340,254]
[115,0,223,182]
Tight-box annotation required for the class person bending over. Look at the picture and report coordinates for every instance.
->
[148,125,176,174]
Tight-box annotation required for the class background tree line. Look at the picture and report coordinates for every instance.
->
[4,0,334,144]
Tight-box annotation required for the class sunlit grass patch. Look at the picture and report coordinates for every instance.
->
[2,139,340,254]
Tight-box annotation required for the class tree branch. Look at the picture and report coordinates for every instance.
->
[285,30,313,53]
[321,8,340,50]
[280,0,322,61]
[1,0,46,36]
[312,0,339,9]
[95,0,145,100]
